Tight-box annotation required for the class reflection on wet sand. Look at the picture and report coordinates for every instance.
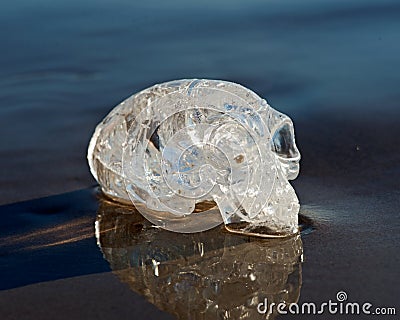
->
[96,198,303,319]
[0,217,94,252]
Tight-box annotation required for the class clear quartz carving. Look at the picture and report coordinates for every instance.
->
[88,79,301,237]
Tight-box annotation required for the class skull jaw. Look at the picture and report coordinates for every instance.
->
[215,175,300,238]
[224,215,299,238]
[222,203,299,238]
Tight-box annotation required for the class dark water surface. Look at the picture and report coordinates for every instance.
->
[0,0,399,319]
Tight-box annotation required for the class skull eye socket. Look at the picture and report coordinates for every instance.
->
[272,123,298,159]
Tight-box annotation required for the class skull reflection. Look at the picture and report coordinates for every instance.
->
[96,199,303,320]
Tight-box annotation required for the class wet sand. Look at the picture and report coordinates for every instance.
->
[1,0,400,319]
[0,171,398,319]
[0,273,173,320]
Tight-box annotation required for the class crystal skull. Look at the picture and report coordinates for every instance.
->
[88,79,301,237]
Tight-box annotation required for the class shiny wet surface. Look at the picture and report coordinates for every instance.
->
[0,0,400,319]
[0,179,398,319]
